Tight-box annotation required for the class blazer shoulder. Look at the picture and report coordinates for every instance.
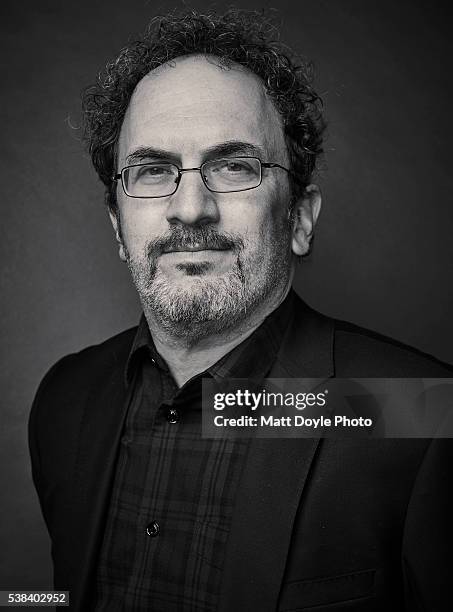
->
[333,318,453,377]
[29,326,137,435]
[29,326,137,481]
[39,325,137,390]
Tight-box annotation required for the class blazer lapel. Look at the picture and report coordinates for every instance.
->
[219,293,335,612]
[65,357,132,611]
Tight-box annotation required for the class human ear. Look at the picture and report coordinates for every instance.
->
[291,184,322,257]
[108,210,127,262]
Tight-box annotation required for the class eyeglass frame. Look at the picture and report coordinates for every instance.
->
[112,156,295,198]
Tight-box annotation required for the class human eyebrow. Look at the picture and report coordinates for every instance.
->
[125,147,179,165]
[124,141,267,166]
[202,141,266,160]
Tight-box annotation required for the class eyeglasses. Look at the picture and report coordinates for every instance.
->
[112,156,291,198]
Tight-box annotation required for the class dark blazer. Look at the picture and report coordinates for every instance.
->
[29,294,453,611]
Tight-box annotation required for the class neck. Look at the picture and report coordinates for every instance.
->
[144,285,291,387]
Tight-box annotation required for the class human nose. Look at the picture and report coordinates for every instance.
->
[165,169,220,226]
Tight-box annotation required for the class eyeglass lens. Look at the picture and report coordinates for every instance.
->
[122,157,262,197]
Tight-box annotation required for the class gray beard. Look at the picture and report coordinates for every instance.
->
[122,223,293,342]
[127,251,288,342]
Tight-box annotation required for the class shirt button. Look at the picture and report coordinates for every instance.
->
[166,408,180,424]
[146,521,160,537]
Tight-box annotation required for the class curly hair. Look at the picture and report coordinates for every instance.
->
[82,8,325,212]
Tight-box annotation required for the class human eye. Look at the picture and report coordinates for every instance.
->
[219,159,256,174]
[134,163,175,183]
[208,157,259,182]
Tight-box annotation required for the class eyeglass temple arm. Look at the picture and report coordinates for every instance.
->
[262,162,303,185]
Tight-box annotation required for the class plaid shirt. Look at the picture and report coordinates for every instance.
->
[94,292,294,611]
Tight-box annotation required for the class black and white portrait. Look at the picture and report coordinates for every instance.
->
[1,1,452,611]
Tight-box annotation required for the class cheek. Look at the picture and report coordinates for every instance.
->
[117,201,165,251]
[222,186,282,231]
[231,189,289,242]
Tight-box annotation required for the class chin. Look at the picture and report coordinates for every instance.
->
[140,268,249,334]
[129,249,290,338]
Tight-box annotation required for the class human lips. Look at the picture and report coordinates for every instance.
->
[161,243,231,254]
[149,228,243,259]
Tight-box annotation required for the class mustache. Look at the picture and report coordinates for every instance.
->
[146,226,244,258]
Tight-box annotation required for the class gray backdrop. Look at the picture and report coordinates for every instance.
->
[1,0,452,590]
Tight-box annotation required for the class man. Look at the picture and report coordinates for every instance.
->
[29,9,452,612]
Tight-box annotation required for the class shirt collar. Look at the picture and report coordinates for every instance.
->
[208,291,294,381]
[125,291,295,387]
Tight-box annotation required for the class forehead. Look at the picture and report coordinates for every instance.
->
[118,55,286,161]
